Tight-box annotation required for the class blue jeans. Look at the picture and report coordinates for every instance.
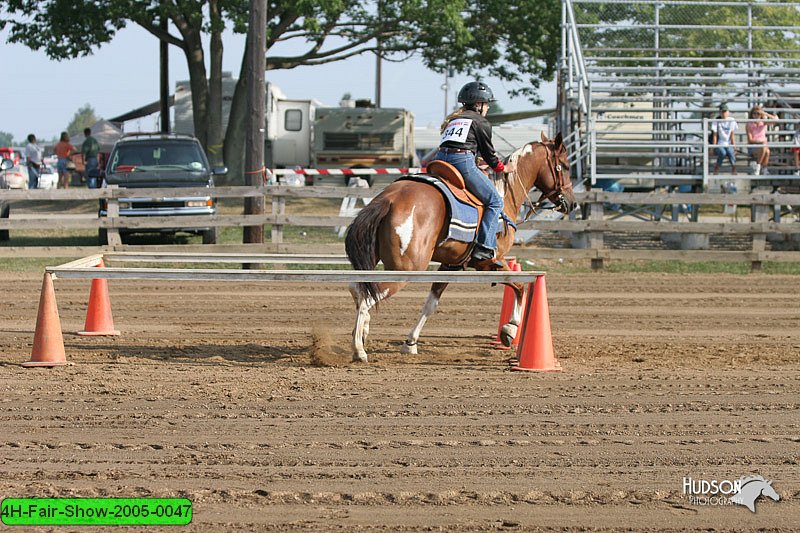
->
[435,151,504,251]
[85,156,99,177]
[714,146,736,167]
[27,164,40,189]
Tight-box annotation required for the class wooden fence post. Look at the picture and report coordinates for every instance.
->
[588,200,604,270]
[106,186,122,247]
[750,186,771,272]
[271,191,285,244]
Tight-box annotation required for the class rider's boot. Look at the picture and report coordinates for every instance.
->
[469,244,506,270]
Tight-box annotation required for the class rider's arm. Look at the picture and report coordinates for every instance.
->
[473,116,503,171]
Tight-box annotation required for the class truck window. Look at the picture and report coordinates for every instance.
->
[285,109,303,132]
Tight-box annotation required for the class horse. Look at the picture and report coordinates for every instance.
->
[344,131,576,363]
[730,475,780,512]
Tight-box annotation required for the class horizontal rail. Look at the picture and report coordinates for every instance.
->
[47,266,545,284]
[519,220,800,234]
[103,252,352,264]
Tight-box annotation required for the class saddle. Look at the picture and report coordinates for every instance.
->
[425,160,484,221]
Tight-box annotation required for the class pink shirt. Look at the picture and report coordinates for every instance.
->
[747,121,768,144]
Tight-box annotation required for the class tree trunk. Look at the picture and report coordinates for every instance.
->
[244,0,267,248]
[207,0,224,168]
[181,30,209,149]
[223,37,250,185]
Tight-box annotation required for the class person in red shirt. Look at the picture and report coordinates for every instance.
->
[53,131,76,189]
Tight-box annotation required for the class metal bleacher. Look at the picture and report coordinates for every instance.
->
[557,0,800,191]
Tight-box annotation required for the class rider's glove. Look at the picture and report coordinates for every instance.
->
[493,161,505,173]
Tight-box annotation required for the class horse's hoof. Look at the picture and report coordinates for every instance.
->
[500,324,518,347]
[352,352,369,363]
[400,341,418,355]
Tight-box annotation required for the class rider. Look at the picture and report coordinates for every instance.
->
[434,81,506,268]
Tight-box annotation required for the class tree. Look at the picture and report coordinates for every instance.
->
[487,100,506,116]
[1,1,562,181]
[66,104,99,136]
[0,131,14,146]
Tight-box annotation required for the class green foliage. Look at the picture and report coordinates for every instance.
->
[66,104,99,136]
[0,130,15,146]
[1,0,562,104]
[487,100,505,115]
[574,1,800,62]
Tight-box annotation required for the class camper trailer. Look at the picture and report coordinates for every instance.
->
[173,76,414,180]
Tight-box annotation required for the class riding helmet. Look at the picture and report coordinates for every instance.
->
[457,81,495,105]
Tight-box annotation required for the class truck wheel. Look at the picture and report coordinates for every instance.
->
[202,228,217,244]
[0,201,9,241]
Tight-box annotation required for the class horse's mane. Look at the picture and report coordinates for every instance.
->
[739,475,768,486]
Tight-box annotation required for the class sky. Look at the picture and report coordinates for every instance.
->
[1,23,556,145]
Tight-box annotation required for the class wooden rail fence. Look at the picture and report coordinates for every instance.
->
[1,185,799,269]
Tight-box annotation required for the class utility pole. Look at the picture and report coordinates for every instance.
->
[375,1,382,106]
[244,0,267,247]
[375,42,382,107]
[159,14,169,133]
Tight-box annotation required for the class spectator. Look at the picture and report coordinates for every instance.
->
[54,131,76,189]
[23,133,43,189]
[711,103,737,175]
[745,105,778,176]
[81,127,101,187]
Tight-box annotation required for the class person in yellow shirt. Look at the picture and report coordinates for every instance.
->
[53,131,76,189]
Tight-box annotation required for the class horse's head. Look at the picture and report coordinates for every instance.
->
[761,480,780,502]
[533,131,575,214]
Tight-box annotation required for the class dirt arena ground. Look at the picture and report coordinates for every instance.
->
[1,269,798,531]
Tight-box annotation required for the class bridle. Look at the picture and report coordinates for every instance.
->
[509,142,573,222]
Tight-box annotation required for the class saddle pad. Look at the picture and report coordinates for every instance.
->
[398,174,516,244]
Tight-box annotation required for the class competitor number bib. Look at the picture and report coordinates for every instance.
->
[440,118,473,144]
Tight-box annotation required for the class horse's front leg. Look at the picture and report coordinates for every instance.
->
[499,282,525,348]
[401,281,449,355]
[499,283,525,347]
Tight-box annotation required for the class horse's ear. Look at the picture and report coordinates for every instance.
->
[540,131,550,143]
[554,132,563,150]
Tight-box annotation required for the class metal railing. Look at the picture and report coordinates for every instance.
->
[560,0,800,189]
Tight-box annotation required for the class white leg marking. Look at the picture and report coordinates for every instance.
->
[352,288,389,362]
[395,205,416,256]
[401,290,441,355]
[500,291,524,347]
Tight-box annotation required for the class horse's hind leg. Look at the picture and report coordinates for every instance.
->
[350,282,403,363]
[401,264,460,355]
[400,281,449,355]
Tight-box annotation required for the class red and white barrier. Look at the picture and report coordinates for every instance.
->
[271,168,424,176]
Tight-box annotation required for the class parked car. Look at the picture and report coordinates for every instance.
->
[37,164,58,189]
[98,133,226,244]
[0,162,29,189]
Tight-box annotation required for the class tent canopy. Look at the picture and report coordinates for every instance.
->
[70,119,124,153]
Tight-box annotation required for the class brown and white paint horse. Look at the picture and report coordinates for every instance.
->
[345,132,575,362]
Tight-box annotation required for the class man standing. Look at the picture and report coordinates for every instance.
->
[23,133,43,189]
[81,127,100,187]
[711,103,738,175]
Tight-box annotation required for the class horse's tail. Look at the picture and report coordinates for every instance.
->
[345,196,392,305]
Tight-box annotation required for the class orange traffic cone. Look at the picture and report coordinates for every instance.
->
[492,258,517,344]
[23,273,70,367]
[512,275,561,372]
[77,259,120,336]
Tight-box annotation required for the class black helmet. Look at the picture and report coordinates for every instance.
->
[457,81,495,105]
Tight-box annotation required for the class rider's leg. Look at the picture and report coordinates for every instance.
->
[442,153,504,257]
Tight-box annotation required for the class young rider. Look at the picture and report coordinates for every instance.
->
[434,81,506,268]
